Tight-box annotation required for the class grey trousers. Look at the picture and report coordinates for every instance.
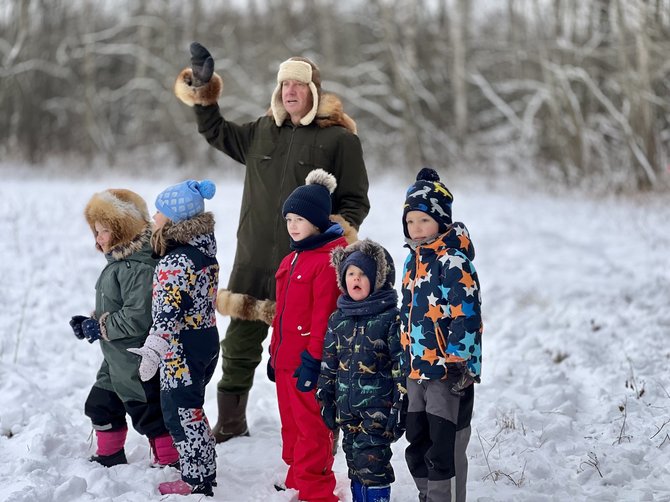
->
[405,378,474,502]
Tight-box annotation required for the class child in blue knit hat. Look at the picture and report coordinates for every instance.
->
[400,168,483,502]
[268,168,347,502]
[128,179,220,497]
[316,238,404,502]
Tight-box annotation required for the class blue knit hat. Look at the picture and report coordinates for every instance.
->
[155,179,216,222]
[403,168,453,238]
[282,169,337,232]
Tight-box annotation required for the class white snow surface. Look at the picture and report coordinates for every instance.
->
[1,169,669,502]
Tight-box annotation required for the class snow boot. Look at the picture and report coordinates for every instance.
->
[211,390,250,443]
[158,479,214,497]
[149,433,180,468]
[90,427,128,467]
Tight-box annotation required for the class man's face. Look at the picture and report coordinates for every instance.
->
[281,79,312,122]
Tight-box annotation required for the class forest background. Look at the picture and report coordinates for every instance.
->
[1,0,669,191]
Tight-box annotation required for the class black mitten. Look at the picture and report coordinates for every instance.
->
[189,42,214,85]
[385,384,408,440]
[267,359,276,383]
[81,318,102,344]
[446,361,474,396]
[316,389,337,430]
[293,350,321,392]
[69,315,89,340]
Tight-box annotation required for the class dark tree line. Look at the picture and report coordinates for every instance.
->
[1,0,669,190]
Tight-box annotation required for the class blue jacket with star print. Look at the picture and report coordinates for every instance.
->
[400,222,482,381]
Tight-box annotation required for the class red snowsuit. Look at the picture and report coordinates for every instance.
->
[270,235,346,502]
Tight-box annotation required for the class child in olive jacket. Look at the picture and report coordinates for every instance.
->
[70,188,178,468]
[316,238,405,502]
[400,168,483,502]
[268,169,347,502]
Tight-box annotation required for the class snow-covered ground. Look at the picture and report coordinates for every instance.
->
[1,167,669,501]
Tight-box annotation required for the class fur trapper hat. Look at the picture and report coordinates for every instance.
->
[270,57,321,127]
[84,189,151,252]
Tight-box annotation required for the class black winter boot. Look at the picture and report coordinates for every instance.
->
[89,448,127,467]
[212,391,250,443]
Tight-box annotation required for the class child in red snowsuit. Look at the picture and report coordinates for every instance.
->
[268,169,347,502]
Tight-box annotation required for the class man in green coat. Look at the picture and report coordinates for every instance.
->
[174,44,370,442]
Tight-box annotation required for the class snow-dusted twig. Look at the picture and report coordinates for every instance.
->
[579,452,603,478]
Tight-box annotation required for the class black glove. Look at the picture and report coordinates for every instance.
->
[69,315,89,340]
[385,385,408,440]
[267,359,276,383]
[81,318,102,344]
[293,350,321,392]
[189,42,214,85]
[446,361,474,396]
[316,389,337,430]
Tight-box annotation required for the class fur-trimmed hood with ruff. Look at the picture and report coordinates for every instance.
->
[330,238,396,295]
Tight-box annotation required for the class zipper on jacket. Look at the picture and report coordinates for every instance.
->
[273,251,300,368]
[349,319,364,408]
[406,248,421,374]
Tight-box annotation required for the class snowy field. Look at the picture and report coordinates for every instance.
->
[0,167,669,502]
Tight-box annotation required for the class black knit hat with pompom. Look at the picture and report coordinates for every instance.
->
[402,167,453,238]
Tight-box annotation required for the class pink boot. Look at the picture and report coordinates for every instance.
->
[149,433,180,467]
[91,427,128,467]
[158,479,214,497]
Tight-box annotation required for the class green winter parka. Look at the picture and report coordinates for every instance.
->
[194,99,370,307]
[93,236,157,403]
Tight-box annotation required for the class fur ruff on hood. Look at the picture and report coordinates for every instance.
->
[173,67,357,135]
[151,211,215,257]
[84,188,151,253]
[331,238,394,294]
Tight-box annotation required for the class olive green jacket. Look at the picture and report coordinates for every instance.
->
[194,97,370,315]
[93,233,157,403]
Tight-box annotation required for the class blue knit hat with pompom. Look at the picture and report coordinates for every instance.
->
[155,179,216,222]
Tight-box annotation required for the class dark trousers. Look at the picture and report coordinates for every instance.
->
[405,378,474,502]
[160,330,219,485]
[84,373,167,438]
[218,318,269,394]
[341,425,394,486]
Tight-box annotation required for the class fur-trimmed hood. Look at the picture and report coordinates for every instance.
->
[331,238,395,294]
[84,188,151,253]
[151,211,217,258]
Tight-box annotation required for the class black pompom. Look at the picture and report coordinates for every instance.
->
[416,167,440,182]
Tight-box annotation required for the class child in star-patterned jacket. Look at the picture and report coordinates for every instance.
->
[316,239,405,502]
[400,168,483,502]
[129,179,219,498]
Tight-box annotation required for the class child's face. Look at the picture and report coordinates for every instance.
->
[94,221,113,253]
[285,212,319,242]
[153,211,170,230]
[345,264,371,301]
[405,210,439,240]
